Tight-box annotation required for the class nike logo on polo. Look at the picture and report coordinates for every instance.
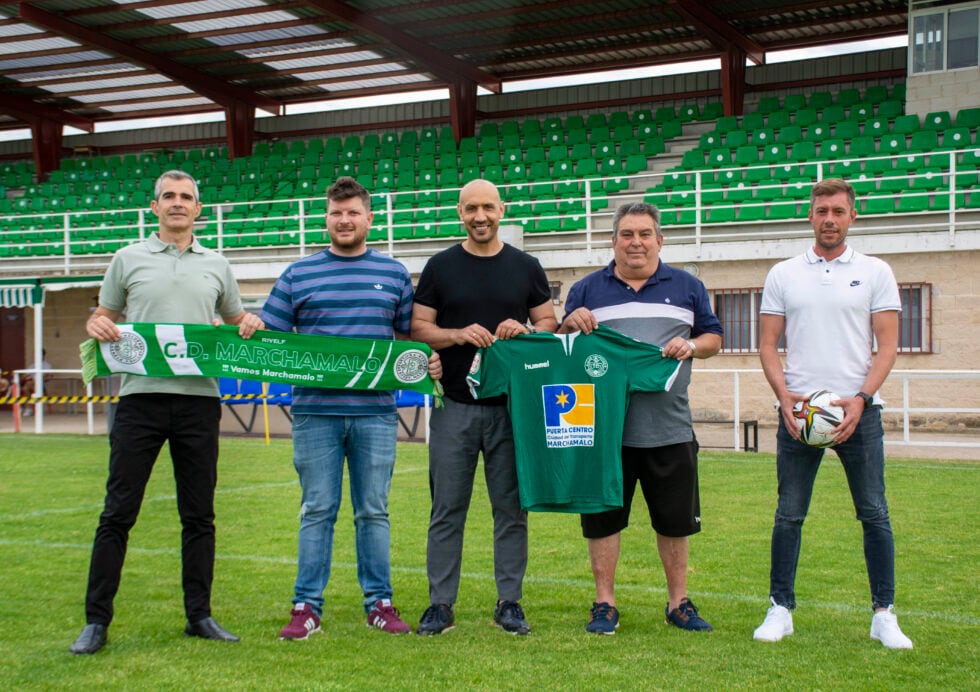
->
[850,280,862,286]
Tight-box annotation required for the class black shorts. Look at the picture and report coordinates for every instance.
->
[580,439,701,539]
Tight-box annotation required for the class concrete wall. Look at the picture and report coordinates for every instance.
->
[906,68,980,120]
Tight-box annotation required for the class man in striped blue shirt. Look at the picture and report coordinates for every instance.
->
[260,177,440,639]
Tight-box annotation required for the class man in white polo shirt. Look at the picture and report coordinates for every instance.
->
[753,177,912,649]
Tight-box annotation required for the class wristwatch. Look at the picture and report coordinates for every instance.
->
[856,391,873,409]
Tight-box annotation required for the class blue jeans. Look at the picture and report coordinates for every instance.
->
[291,413,398,616]
[769,406,896,610]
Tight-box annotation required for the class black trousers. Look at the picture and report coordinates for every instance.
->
[83,393,222,625]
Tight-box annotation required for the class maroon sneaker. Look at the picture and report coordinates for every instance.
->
[280,602,321,640]
[367,599,411,634]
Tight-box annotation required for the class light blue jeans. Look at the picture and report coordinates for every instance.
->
[769,406,896,610]
[290,413,398,616]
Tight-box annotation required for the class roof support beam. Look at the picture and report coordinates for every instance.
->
[304,0,501,94]
[0,92,95,180]
[720,44,747,117]
[448,80,477,144]
[225,99,255,162]
[673,0,765,66]
[17,3,282,118]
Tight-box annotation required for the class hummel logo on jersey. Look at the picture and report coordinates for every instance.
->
[850,280,862,286]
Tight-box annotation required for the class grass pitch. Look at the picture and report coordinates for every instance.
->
[0,434,977,690]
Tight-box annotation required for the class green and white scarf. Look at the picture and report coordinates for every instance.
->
[80,322,442,397]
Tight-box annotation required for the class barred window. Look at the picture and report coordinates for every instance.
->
[710,283,931,354]
[549,280,562,305]
[898,282,932,353]
[712,288,765,353]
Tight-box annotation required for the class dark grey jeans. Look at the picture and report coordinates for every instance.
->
[425,398,528,605]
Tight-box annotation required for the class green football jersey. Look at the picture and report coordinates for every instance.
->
[466,324,681,513]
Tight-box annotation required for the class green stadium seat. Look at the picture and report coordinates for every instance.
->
[865,117,888,138]
[635,122,657,138]
[631,109,653,126]
[751,128,775,146]
[777,125,802,145]
[909,167,946,192]
[707,148,732,167]
[735,145,759,167]
[741,112,765,131]
[809,91,834,109]
[849,135,876,158]
[700,132,721,149]
[892,114,920,135]
[923,111,952,131]
[715,115,738,134]
[725,129,749,147]
[804,123,831,142]
[836,88,861,106]
[701,102,724,120]
[620,139,642,156]
[611,124,634,143]
[669,186,696,207]
[864,85,889,104]
[757,96,781,115]
[713,169,742,186]
[677,104,699,122]
[573,157,600,181]
[766,110,792,130]
[896,191,929,213]
[760,143,788,164]
[521,119,542,138]
[789,141,816,161]
[783,93,807,111]
[681,150,706,169]
[820,104,847,124]
[940,127,973,149]
[879,134,907,156]
[624,154,648,175]
[703,204,736,224]
[738,203,767,222]
[877,100,903,120]
[662,170,689,188]
[795,107,819,128]
[878,173,909,194]
[586,113,607,131]
[820,139,846,159]
[910,130,939,153]
[660,120,683,139]
[850,102,874,120]
[955,107,980,128]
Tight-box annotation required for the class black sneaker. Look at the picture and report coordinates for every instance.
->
[665,598,713,632]
[493,600,530,635]
[586,601,620,635]
[416,603,455,636]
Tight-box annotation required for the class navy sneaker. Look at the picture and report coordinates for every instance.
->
[493,600,530,635]
[416,603,455,636]
[665,598,713,631]
[586,601,620,635]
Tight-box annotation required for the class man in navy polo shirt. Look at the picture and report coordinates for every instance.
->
[560,201,722,635]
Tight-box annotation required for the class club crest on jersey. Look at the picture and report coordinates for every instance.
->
[542,384,595,448]
[583,354,608,378]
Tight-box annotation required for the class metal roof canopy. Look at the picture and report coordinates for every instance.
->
[0,0,908,177]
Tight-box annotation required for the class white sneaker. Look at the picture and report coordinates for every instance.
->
[753,598,794,642]
[870,606,913,649]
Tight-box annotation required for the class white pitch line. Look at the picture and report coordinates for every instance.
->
[1,537,976,626]
[0,466,428,523]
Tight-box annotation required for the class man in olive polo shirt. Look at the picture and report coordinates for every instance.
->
[70,170,264,655]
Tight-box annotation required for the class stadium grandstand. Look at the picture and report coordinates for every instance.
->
[1,1,977,446]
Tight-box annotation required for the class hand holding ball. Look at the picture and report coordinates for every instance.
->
[792,390,844,448]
